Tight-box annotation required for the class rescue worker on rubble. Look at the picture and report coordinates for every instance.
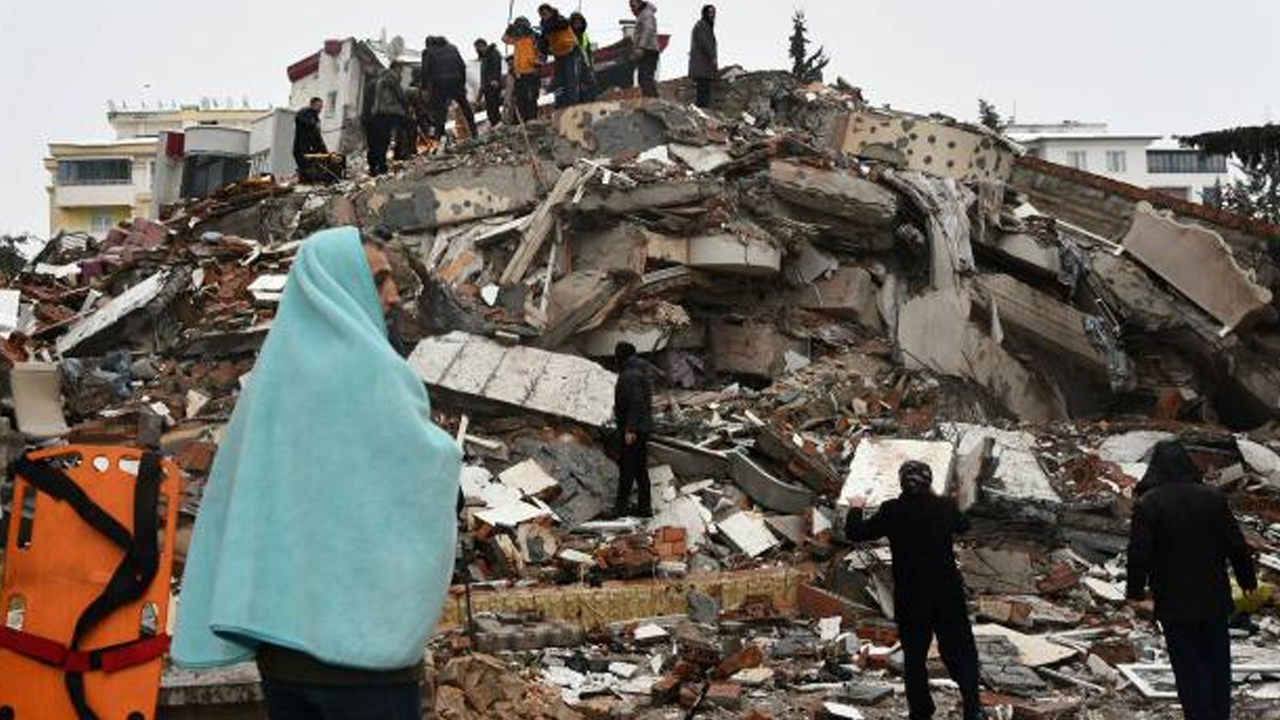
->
[629,0,660,97]
[475,38,505,128]
[173,221,461,720]
[538,4,579,108]
[421,35,479,140]
[688,5,718,108]
[293,96,328,181]
[569,12,597,102]
[845,461,984,720]
[1127,440,1257,720]
[613,342,654,518]
[504,16,542,123]
[366,68,410,176]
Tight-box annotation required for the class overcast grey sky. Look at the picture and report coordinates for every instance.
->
[2,0,1277,236]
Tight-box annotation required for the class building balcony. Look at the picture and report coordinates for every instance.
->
[53,182,139,208]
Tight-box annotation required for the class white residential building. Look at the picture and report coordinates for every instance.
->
[1007,121,1230,204]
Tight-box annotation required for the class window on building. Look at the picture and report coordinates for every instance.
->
[1066,151,1088,171]
[89,214,115,235]
[1147,150,1228,174]
[325,91,338,118]
[56,159,132,185]
[1105,150,1127,173]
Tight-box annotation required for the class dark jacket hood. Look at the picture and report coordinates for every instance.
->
[1136,440,1202,497]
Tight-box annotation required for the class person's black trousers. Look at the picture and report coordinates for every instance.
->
[366,115,395,176]
[552,54,579,108]
[483,85,503,126]
[515,76,540,122]
[695,79,713,108]
[429,83,478,139]
[262,680,421,720]
[898,604,983,720]
[1163,619,1232,720]
[636,50,659,98]
[614,433,651,516]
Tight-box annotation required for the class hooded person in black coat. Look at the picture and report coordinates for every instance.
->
[419,36,478,140]
[688,5,718,107]
[1127,440,1256,720]
[845,461,984,720]
[612,342,653,517]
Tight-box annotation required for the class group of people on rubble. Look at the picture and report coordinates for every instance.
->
[293,1,720,180]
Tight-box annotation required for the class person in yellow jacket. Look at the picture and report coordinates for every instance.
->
[569,12,597,101]
[503,17,541,122]
[538,4,579,108]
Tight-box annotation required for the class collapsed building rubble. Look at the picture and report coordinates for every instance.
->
[5,69,1280,720]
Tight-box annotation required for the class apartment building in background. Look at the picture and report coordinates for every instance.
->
[1007,121,1231,204]
[45,104,268,236]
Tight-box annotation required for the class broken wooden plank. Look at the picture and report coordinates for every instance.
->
[501,165,591,285]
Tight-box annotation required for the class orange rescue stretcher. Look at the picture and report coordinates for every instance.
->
[0,446,181,720]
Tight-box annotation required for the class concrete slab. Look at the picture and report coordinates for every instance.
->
[1121,202,1273,334]
[410,332,616,427]
[788,266,882,330]
[709,321,807,378]
[671,143,734,174]
[840,439,954,511]
[716,512,780,558]
[940,423,1060,504]
[728,451,816,514]
[358,163,544,232]
[1088,250,1184,333]
[572,223,648,274]
[57,271,170,357]
[577,180,723,215]
[9,362,69,439]
[831,108,1015,182]
[769,160,900,227]
[554,101,667,157]
[982,233,1063,278]
[896,287,1067,423]
[688,233,782,276]
[971,273,1108,371]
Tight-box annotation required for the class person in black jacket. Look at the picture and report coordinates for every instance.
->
[474,39,504,127]
[846,461,984,720]
[1127,440,1257,720]
[293,97,328,180]
[612,342,653,517]
[688,5,718,108]
[420,36,478,140]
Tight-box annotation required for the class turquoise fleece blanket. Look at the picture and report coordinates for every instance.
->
[173,227,461,670]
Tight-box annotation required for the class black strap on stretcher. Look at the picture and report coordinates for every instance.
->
[5,452,164,720]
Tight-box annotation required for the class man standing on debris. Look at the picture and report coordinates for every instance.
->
[845,461,985,720]
[613,342,654,518]
[173,226,461,720]
[475,39,505,127]
[421,36,479,141]
[504,16,541,123]
[1127,440,1257,720]
[569,12,597,101]
[293,96,328,180]
[538,4,579,108]
[366,68,410,176]
[688,5,718,108]
[629,0,660,97]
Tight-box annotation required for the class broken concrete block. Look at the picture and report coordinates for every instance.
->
[474,498,552,528]
[1095,430,1174,466]
[572,223,648,274]
[577,180,722,215]
[831,108,1015,182]
[410,332,616,427]
[769,160,900,227]
[541,270,625,349]
[687,233,782,277]
[1087,250,1185,332]
[941,424,1061,505]
[670,143,734,174]
[499,459,560,499]
[960,548,1037,595]
[1238,438,1280,486]
[784,240,839,286]
[9,362,69,439]
[716,512,779,558]
[840,439,954,510]
[895,287,1067,423]
[356,163,544,232]
[1121,202,1273,334]
[728,451,816,514]
[554,101,667,156]
[788,266,882,330]
[973,624,1077,668]
[978,233,1063,278]
[970,273,1109,372]
[708,321,807,378]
